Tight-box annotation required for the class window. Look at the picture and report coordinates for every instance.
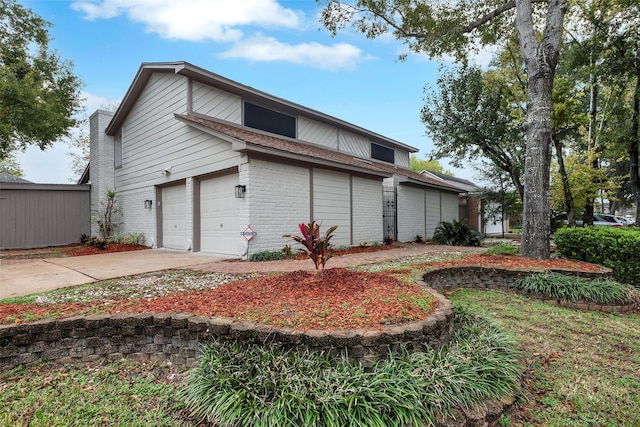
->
[114,131,122,169]
[244,102,296,138]
[371,142,394,164]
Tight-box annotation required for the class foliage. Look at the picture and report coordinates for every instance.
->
[408,154,449,174]
[249,250,284,262]
[0,155,23,176]
[422,64,525,200]
[484,243,519,256]
[283,221,337,273]
[514,272,635,305]
[125,232,144,245]
[79,233,90,245]
[554,227,640,286]
[95,190,121,241]
[84,236,106,250]
[432,220,483,247]
[383,235,394,245]
[0,0,83,159]
[181,309,520,426]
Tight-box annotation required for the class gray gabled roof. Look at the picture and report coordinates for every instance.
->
[105,61,419,154]
[0,173,32,183]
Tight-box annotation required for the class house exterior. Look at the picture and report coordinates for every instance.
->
[85,61,461,258]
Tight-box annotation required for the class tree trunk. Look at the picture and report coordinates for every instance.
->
[516,0,568,259]
[552,134,576,226]
[629,74,640,225]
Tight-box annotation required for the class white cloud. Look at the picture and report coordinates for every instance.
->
[71,0,302,42]
[219,34,374,71]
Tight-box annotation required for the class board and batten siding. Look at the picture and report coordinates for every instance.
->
[425,189,441,239]
[351,176,384,244]
[191,81,242,124]
[243,158,311,254]
[114,73,243,192]
[312,168,351,246]
[396,185,426,243]
[440,192,459,224]
[0,184,90,249]
[297,116,338,150]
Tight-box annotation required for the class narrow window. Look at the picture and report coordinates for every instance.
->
[244,102,296,138]
[114,131,122,169]
[371,142,394,164]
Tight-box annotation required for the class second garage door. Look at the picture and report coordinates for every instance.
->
[200,174,240,255]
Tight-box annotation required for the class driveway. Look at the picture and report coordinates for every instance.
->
[0,250,225,299]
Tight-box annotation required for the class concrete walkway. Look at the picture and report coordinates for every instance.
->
[0,250,225,299]
[0,244,485,300]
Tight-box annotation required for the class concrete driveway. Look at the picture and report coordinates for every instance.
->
[0,250,225,299]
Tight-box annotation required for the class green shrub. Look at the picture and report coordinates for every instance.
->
[432,220,483,247]
[484,243,519,256]
[554,227,640,286]
[181,309,520,426]
[107,233,126,244]
[514,272,635,304]
[248,251,284,262]
[125,232,144,245]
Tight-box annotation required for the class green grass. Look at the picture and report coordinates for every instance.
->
[0,360,193,427]
[452,289,640,426]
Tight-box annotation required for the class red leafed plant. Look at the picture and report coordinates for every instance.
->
[284,221,338,274]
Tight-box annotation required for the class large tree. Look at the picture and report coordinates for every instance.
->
[0,0,83,159]
[320,0,568,259]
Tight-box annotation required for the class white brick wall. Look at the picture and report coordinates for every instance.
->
[117,187,157,247]
[352,176,383,244]
[245,158,311,255]
[89,110,115,237]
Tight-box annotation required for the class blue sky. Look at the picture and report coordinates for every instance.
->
[15,0,486,183]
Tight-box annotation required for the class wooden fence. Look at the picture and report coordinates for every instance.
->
[0,183,90,249]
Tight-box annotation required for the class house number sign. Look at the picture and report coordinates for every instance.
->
[241,226,257,241]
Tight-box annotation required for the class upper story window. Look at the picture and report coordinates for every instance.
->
[244,102,296,138]
[114,131,122,169]
[371,142,394,164]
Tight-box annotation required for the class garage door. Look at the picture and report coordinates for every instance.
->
[312,168,351,246]
[162,184,187,250]
[200,174,239,255]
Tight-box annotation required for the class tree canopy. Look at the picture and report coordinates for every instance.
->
[0,0,83,159]
[320,0,568,259]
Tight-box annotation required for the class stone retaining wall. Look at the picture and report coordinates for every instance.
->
[0,290,453,371]
[422,266,636,313]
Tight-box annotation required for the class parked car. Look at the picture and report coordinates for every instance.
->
[552,212,623,228]
[594,213,624,227]
[614,215,634,226]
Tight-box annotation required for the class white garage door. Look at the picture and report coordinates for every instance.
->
[162,184,187,250]
[312,168,351,246]
[200,174,239,255]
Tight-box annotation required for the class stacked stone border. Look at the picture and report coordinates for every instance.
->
[0,289,453,371]
[0,282,521,425]
[421,266,637,313]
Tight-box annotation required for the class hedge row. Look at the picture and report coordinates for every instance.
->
[554,227,640,286]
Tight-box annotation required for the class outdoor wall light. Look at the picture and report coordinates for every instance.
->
[144,199,153,209]
[235,184,246,198]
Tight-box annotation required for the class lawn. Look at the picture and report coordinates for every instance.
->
[1,252,639,426]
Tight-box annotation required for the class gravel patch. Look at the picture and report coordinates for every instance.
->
[38,270,265,304]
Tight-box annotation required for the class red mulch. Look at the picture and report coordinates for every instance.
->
[289,244,395,260]
[61,244,150,257]
[114,268,436,330]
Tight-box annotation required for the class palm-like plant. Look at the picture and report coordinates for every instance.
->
[432,220,483,247]
[284,221,338,274]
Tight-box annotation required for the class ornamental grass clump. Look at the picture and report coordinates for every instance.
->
[514,272,635,305]
[180,309,521,426]
[284,221,337,273]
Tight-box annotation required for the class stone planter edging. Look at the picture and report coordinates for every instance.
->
[421,265,637,313]
[0,288,454,371]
